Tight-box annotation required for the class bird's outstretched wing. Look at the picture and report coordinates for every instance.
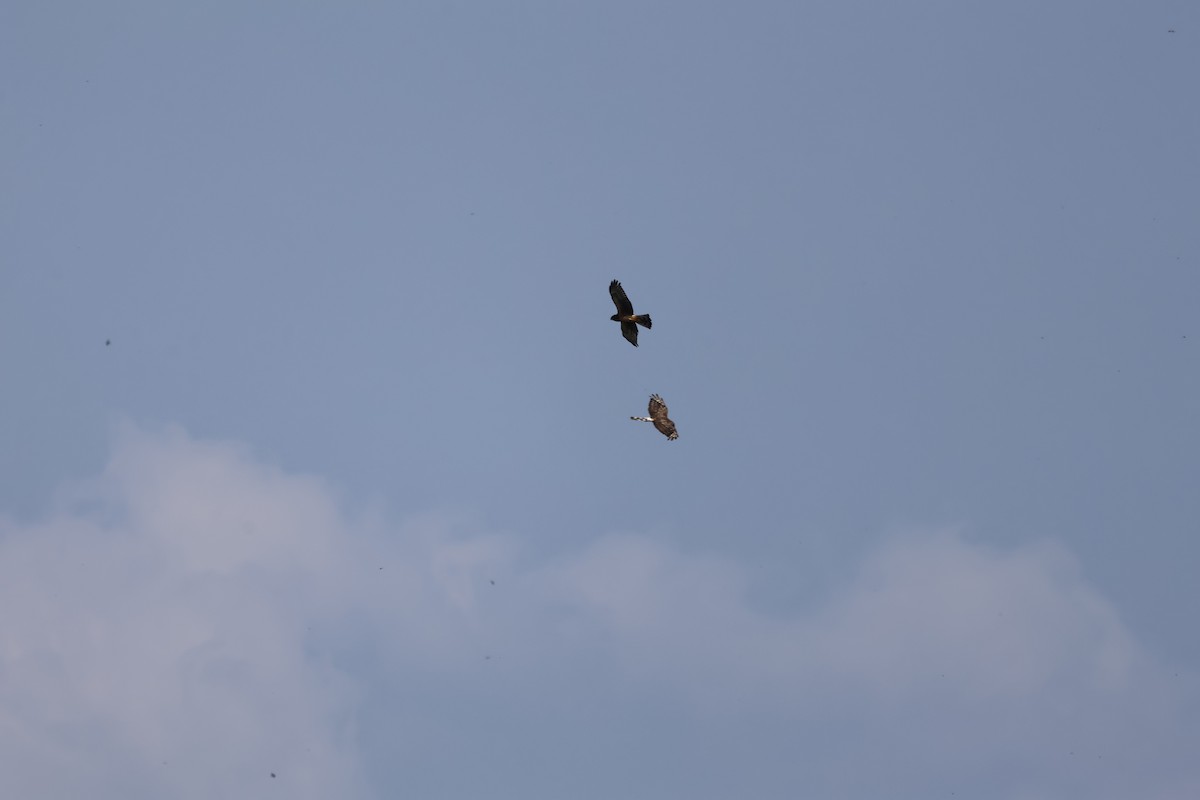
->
[620,320,639,346]
[648,394,668,418]
[609,280,634,316]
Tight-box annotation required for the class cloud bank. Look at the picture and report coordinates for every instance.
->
[0,424,1195,799]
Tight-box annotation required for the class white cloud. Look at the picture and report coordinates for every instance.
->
[0,423,1196,799]
[0,425,369,799]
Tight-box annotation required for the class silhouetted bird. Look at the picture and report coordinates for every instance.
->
[609,280,652,346]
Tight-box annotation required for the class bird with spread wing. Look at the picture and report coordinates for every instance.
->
[609,279,652,347]
[631,394,678,440]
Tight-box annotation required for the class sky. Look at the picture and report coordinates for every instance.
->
[2,2,1198,798]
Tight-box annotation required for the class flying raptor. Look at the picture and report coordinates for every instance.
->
[609,279,652,347]
[631,394,678,440]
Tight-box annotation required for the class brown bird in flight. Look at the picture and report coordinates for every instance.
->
[609,279,652,347]
[631,394,678,440]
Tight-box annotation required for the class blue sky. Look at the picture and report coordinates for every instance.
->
[2,2,1198,798]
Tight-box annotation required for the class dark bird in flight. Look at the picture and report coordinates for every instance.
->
[631,394,678,440]
[609,280,652,346]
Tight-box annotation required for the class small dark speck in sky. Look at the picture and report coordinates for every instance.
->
[490,579,495,585]
[105,339,111,346]
[271,772,276,778]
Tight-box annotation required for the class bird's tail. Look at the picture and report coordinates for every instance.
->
[634,314,652,329]
[630,416,652,422]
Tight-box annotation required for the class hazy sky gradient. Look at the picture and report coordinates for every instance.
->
[3,2,1198,798]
